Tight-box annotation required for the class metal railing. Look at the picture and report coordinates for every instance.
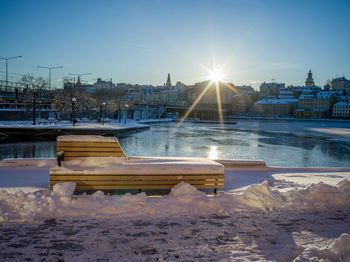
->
[0,80,25,92]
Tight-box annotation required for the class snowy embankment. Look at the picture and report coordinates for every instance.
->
[1,159,350,261]
[0,118,173,130]
[1,179,350,223]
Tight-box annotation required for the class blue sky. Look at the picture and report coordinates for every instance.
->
[0,0,349,89]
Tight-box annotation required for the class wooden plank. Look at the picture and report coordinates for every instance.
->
[62,152,126,157]
[71,184,224,190]
[49,183,224,190]
[57,147,124,152]
[50,175,225,181]
[50,180,223,186]
[57,142,122,148]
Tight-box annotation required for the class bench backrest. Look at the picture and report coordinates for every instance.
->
[57,135,126,161]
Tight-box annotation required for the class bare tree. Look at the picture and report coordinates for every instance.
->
[21,74,47,125]
[52,85,96,122]
[94,95,118,123]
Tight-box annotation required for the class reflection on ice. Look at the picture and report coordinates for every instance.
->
[207,145,219,159]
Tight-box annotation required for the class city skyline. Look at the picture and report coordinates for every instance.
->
[1,0,350,89]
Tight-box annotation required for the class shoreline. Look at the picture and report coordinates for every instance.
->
[227,116,350,123]
[0,119,176,140]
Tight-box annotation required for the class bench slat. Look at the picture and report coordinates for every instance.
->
[61,152,126,157]
[57,142,122,148]
[50,180,224,186]
[50,175,225,180]
[57,147,124,152]
[72,184,224,190]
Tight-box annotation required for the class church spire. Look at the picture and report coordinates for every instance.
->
[305,69,315,87]
[166,73,171,87]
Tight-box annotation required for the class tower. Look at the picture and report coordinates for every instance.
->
[305,70,315,87]
[166,73,171,87]
[76,75,81,86]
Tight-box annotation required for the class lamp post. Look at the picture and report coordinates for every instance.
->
[0,56,22,89]
[72,97,76,126]
[102,102,106,125]
[124,104,129,125]
[37,65,63,90]
[99,101,107,124]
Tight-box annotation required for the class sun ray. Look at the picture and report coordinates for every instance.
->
[215,81,224,129]
[222,82,240,94]
[209,68,224,83]
[175,81,213,130]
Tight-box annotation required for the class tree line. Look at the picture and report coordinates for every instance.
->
[21,74,131,125]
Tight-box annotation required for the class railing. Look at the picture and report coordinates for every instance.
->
[0,103,53,111]
[0,80,25,92]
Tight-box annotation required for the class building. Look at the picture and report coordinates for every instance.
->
[292,85,321,95]
[294,109,328,119]
[330,76,350,92]
[166,73,171,87]
[332,102,350,118]
[305,70,315,87]
[260,82,285,98]
[253,98,298,117]
[295,91,336,118]
[278,88,295,99]
[186,81,237,108]
[94,78,115,89]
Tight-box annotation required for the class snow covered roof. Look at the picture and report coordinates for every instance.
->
[278,95,295,99]
[299,94,314,99]
[295,109,328,112]
[316,92,334,99]
[332,76,348,82]
[279,90,293,94]
[255,99,298,104]
[333,102,350,106]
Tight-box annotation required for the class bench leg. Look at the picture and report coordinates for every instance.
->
[214,188,217,194]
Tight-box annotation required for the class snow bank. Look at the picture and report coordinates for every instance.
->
[295,233,350,261]
[224,179,350,211]
[1,179,350,223]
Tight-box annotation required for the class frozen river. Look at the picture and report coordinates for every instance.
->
[1,120,350,167]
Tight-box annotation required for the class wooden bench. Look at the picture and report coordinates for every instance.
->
[56,135,126,166]
[50,135,224,194]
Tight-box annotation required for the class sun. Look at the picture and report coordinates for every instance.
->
[208,68,224,83]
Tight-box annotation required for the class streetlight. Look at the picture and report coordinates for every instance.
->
[124,104,129,124]
[37,65,63,90]
[72,97,77,126]
[0,56,22,89]
[102,102,106,125]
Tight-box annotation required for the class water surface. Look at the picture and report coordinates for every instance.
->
[1,120,350,167]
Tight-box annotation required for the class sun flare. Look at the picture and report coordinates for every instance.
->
[208,68,224,83]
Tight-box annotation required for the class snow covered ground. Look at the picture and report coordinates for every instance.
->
[0,118,174,130]
[0,159,350,261]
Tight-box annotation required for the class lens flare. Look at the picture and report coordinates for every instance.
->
[208,68,224,83]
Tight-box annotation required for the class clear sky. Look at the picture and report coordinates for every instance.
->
[0,0,349,89]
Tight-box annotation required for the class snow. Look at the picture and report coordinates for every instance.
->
[308,127,350,137]
[1,178,349,222]
[0,118,174,130]
[57,135,119,142]
[255,98,298,104]
[52,156,224,175]
[1,159,350,261]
